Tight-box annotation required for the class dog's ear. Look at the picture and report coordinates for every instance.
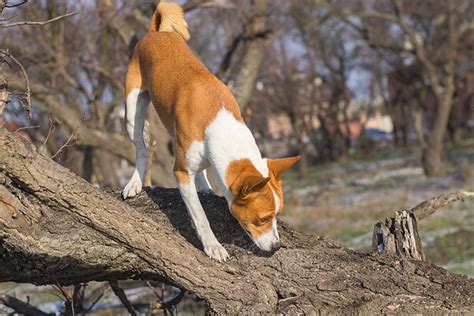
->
[235,176,270,200]
[267,156,300,179]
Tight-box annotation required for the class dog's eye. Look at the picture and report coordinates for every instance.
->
[260,216,272,224]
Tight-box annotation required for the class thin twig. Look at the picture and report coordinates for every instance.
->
[0,49,31,118]
[162,288,186,313]
[82,291,104,315]
[0,11,79,28]
[51,123,81,159]
[109,281,138,316]
[14,125,39,133]
[40,117,56,154]
[146,281,162,299]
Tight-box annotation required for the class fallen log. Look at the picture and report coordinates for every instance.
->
[0,127,473,314]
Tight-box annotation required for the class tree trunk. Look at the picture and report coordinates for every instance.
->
[422,93,453,176]
[231,0,268,110]
[298,144,308,180]
[0,128,473,314]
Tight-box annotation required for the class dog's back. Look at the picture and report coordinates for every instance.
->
[126,4,241,139]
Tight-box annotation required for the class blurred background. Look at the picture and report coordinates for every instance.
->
[1,0,473,314]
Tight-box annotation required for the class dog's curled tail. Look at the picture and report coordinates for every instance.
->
[147,2,190,41]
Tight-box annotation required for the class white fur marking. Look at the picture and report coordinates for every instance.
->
[185,141,211,192]
[254,218,280,251]
[253,189,281,251]
[178,179,229,262]
[204,108,268,203]
[123,88,150,199]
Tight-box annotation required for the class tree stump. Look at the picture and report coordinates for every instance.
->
[372,191,473,260]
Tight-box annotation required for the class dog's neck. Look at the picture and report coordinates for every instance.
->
[205,108,268,203]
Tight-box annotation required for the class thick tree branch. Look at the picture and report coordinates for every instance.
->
[0,128,473,314]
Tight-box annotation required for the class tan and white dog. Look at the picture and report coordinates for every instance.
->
[122,2,299,262]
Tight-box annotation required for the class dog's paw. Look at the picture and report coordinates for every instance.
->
[122,173,143,199]
[204,243,229,262]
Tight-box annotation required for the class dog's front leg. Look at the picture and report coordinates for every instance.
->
[175,170,229,262]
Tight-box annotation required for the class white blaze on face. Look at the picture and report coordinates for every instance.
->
[253,189,281,251]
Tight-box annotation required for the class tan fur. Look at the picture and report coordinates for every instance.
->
[225,157,299,239]
[267,156,301,213]
[226,159,275,238]
[147,2,190,41]
[125,15,241,179]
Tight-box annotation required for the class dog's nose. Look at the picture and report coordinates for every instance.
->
[271,241,281,252]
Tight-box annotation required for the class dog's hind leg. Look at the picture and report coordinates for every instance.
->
[123,89,150,198]
[123,52,150,198]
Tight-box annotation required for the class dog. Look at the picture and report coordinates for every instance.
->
[122,2,299,262]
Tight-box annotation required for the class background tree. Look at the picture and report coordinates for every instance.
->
[327,0,474,175]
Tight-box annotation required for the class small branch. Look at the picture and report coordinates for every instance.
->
[14,125,39,133]
[411,191,474,220]
[0,11,79,28]
[39,117,56,154]
[0,49,31,118]
[50,122,81,160]
[0,294,51,316]
[109,281,138,316]
[162,288,186,312]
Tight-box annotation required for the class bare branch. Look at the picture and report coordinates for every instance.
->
[109,281,138,316]
[14,125,39,133]
[50,121,82,160]
[0,49,31,118]
[411,191,474,220]
[0,294,51,316]
[0,11,79,28]
[389,0,443,96]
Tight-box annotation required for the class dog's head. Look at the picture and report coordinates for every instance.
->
[227,156,300,251]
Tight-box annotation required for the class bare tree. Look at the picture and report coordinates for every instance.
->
[327,0,474,175]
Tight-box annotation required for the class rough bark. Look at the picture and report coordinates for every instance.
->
[373,190,473,266]
[0,128,473,314]
[373,210,425,260]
